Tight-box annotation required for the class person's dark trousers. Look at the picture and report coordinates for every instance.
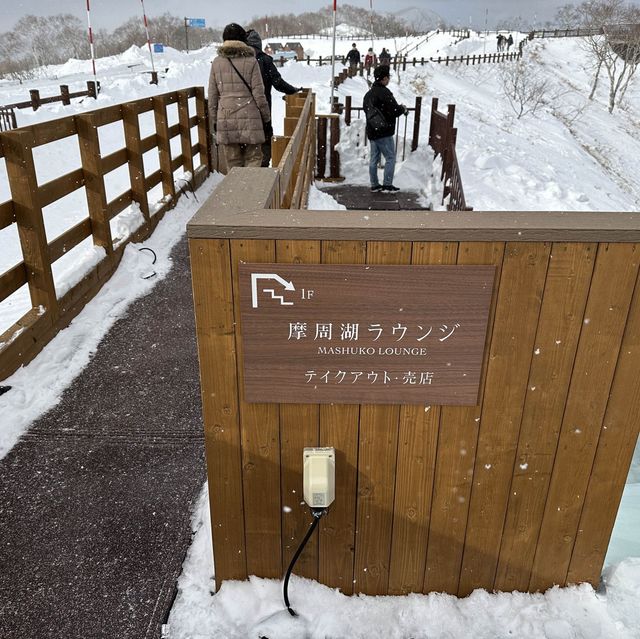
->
[261,121,273,167]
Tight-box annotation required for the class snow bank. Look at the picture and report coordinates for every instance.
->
[166,483,640,639]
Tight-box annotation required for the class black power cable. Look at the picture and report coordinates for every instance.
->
[283,507,327,617]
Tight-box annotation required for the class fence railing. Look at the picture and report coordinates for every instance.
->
[271,90,317,209]
[343,95,423,161]
[528,27,604,39]
[0,87,210,380]
[2,80,100,112]
[428,97,472,211]
[0,106,16,132]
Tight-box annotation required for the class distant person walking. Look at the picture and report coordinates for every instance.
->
[496,34,504,51]
[363,65,407,192]
[246,29,304,167]
[507,34,514,51]
[208,23,271,169]
[364,48,377,77]
[379,47,391,66]
[346,42,361,75]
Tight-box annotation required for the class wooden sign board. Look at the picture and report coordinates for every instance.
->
[238,264,495,405]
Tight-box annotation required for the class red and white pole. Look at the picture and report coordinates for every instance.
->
[86,0,97,79]
[330,0,337,108]
[140,0,156,73]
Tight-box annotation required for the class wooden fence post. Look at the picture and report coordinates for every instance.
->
[29,90,40,111]
[86,81,98,99]
[330,116,340,179]
[60,85,70,106]
[152,94,176,202]
[344,96,352,126]
[178,89,195,176]
[428,97,438,149]
[411,96,422,152]
[194,86,210,176]
[316,117,327,179]
[121,102,150,221]
[1,129,58,317]
[76,113,114,255]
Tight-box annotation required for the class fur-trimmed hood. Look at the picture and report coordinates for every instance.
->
[217,40,256,58]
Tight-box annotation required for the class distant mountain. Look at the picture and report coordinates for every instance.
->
[393,6,445,31]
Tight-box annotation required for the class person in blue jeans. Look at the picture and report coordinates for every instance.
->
[363,65,407,192]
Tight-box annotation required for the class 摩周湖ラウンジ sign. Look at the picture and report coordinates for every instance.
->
[238,264,495,405]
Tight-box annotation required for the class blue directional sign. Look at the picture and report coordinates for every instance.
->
[187,18,206,28]
[153,43,164,53]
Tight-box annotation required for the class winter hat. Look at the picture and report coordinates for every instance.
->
[246,29,262,51]
[222,23,247,42]
[374,65,390,81]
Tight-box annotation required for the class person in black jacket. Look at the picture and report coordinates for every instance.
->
[345,43,361,75]
[363,65,407,192]
[246,29,304,167]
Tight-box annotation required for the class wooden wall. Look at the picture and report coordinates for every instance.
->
[189,211,640,595]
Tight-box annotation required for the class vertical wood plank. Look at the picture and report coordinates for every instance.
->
[458,242,551,597]
[388,242,458,595]
[318,240,366,595]
[77,112,114,254]
[230,239,282,579]
[152,95,176,201]
[189,238,246,586]
[530,243,640,591]
[353,240,410,595]
[567,265,640,585]
[423,241,504,594]
[494,242,596,592]
[121,103,149,220]
[277,239,321,580]
[178,90,195,176]
[1,129,59,315]
[194,86,210,170]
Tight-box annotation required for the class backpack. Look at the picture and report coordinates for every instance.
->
[365,105,388,132]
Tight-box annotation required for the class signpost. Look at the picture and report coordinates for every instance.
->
[239,263,495,405]
[184,17,206,53]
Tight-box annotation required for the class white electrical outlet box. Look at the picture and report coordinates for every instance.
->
[303,447,335,508]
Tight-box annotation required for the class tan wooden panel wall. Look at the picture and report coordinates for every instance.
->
[190,236,640,596]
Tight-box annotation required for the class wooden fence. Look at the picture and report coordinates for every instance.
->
[0,87,209,380]
[0,106,16,132]
[188,183,640,599]
[2,80,100,112]
[344,95,423,161]
[271,90,317,209]
[429,97,472,211]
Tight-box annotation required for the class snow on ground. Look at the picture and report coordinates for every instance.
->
[1,31,639,638]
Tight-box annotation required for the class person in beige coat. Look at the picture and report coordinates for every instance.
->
[208,23,271,168]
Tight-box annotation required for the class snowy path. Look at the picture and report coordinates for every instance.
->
[0,234,205,639]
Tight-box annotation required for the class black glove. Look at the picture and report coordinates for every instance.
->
[298,87,304,92]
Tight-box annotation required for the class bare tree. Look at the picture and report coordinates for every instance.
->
[499,59,551,119]
[573,0,640,111]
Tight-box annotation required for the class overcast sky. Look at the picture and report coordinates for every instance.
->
[0,0,636,32]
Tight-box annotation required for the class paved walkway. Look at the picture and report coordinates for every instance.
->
[0,237,206,639]
[317,184,431,211]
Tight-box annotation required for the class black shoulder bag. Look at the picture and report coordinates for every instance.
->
[365,105,388,132]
